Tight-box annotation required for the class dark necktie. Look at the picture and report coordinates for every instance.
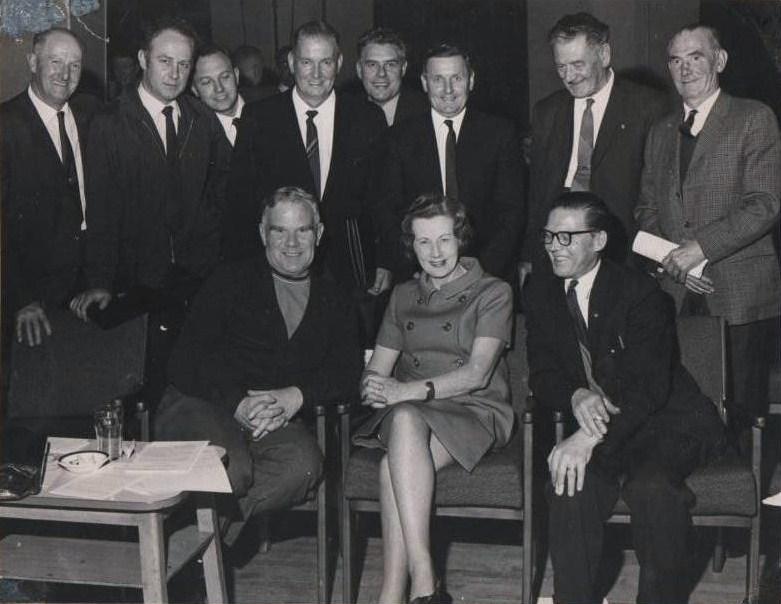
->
[444,119,458,200]
[566,279,589,347]
[57,110,82,218]
[305,110,321,198]
[571,97,595,192]
[162,105,177,165]
[679,108,698,184]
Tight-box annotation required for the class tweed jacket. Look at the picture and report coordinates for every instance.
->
[636,92,781,325]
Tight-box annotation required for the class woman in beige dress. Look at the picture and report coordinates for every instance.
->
[354,193,514,604]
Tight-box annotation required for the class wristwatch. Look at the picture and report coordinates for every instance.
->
[424,380,435,402]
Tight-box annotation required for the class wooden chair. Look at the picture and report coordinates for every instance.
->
[338,320,535,604]
[552,315,763,603]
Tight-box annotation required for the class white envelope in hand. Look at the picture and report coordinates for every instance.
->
[632,231,708,278]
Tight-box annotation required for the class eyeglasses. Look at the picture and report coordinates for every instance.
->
[541,229,596,246]
[361,60,403,74]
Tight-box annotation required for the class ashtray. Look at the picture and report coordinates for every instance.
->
[58,451,109,473]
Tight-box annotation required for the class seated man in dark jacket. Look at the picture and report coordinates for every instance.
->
[524,192,725,604]
[155,186,362,548]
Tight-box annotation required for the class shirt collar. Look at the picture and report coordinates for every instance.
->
[377,93,400,126]
[292,87,336,118]
[574,68,614,109]
[28,85,68,122]
[217,95,245,124]
[431,105,467,132]
[137,82,180,121]
[564,259,601,293]
[683,87,720,131]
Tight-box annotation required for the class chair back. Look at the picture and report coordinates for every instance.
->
[675,315,726,421]
[8,309,147,418]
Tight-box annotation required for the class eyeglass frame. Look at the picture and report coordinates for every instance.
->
[540,228,598,247]
[360,59,404,74]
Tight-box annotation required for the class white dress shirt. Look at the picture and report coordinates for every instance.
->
[216,95,245,146]
[379,94,401,126]
[28,86,87,230]
[564,69,615,188]
[431,107,466,193]
[292,88,336,199]
[683,88,721,136]
[564,260,601,327]
[137,83,180,151]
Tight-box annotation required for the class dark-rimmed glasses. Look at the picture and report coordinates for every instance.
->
[541,229,597,246]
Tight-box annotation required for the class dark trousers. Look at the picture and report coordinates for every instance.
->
[548,431,705,604]
[154,386,323,544]
[727,317,779,435]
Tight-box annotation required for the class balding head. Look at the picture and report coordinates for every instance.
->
[27,28,83,110]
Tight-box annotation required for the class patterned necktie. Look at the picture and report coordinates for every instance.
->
[305,110,321,198]
[57,110,82,217]
[444,119,458,200]
[162,105,178,165]
[571,97,595,192]
[566,279,589,347]
[679,108,698,137]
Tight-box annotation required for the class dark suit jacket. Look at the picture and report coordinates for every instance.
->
[1,91,97,314]
[167,255,362,416]
[524,259,724,468]
[526,78,666,265]
[636,92,781,325]
[390,86,429,125]
[373,106,525,280]
[84,88,228,292]
[226,90,387,289]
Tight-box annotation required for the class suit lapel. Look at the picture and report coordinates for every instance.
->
[585,262,615,353]
[591,82,625,171]
[549,277,588,384]
[686,92,730,178]
[549,96,574,188]
[284,92,319,199]
[20,93,63,166]
[425,114,444,193]
[455,108,481,195]
[322,95,344,202]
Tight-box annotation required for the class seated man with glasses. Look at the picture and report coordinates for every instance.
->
[524,191,725,604]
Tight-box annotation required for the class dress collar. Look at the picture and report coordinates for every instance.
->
[416,256,483,301]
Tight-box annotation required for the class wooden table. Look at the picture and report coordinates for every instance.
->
[0,447,227,603]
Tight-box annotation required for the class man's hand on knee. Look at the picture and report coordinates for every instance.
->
[547,429,601,497]
[234,392,284,436]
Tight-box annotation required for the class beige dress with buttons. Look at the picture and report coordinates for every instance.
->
[353,258,515,471]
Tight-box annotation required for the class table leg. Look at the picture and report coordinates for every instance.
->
[138,512,168,603]
[197,494,227,604]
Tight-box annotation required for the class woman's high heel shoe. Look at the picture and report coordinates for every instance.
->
[409,581,453,604]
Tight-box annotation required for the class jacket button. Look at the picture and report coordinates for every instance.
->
[458,294,467,303]
[417,297,424,305]
[406,321,415,331]
[442,322,452,331]
[413,357,420,367]
[454,358,464,367]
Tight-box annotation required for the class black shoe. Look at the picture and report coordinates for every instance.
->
[223,519,262,569]
[409,582,453,604]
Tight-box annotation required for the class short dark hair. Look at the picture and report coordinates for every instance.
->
[423,42,472,74]
[32,27,84,55]
[400,193,473,260]
[548,12,610,46]
[669,24,723,53]
[232,45,263,66]
[357,27,407,60]
[549,191,613,234]
[141,16,199,54]
[291,20,340,52]
[197,44,232,66]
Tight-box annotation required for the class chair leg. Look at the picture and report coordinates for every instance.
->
[317,479,327,604]
[713,527,726,573]
[522,518,533,604]
[747,515,761,604]
[341,505,353,604]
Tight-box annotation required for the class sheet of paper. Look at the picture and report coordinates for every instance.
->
[632,231,707,278]
[763,491,781,507]
[47,437,91,457]
[48,465,138,499]
[123,447,232,498]
[124,440,208,472]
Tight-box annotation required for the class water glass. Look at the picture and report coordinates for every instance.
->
[93,407,121,460]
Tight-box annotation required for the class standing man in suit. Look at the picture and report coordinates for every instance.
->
[70,17,228,404]
[227,20,387,298]
[155,186,362,549]
[2,28,93,349]
[191,45,244,152]
[373,42,525,282]
[636,24,781,453]
[526,192,724,604]
[523,13,665,279]
[355,27,428,127]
